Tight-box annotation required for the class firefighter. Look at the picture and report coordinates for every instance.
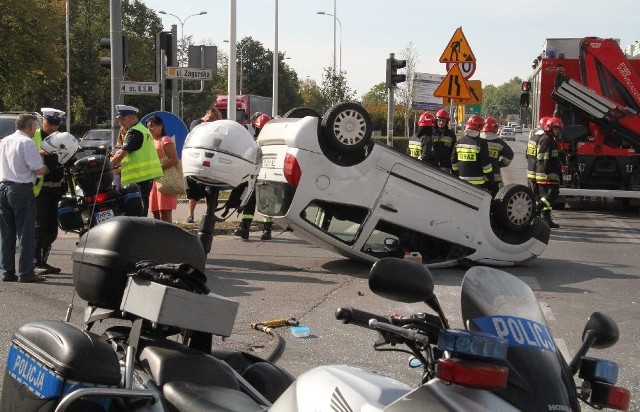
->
[535,116,563,228]
[233,113,274,240]
[429,109,456,172]
[481,117,514,197]
[526,116,550,197]
[33,108,66,275]
[416,112,435,166]
[451,115,493,191]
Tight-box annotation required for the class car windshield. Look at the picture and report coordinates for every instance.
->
[83,130,111,141]
[0,118,15,138]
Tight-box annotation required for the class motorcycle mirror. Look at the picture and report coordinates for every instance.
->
[583,312,619,349]
[369,257,434,303]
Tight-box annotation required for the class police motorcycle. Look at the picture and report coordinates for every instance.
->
[52,140,145,236]
[2,122,630,411]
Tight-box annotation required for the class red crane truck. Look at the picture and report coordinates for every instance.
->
[525,37,640,210]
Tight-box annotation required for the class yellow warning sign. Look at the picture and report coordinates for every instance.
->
[433,65,472,100]
[443,80,482,105]
[439,27,476,63]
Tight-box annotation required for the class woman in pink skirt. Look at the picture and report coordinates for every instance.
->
[146,115,179,223]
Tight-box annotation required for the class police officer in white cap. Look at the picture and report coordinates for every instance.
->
[110,105,163,216]
[33,108,67,275]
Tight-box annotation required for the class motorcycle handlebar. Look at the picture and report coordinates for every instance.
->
[335,306,391,328]
[369,319,430,346]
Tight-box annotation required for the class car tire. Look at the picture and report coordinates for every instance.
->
[320,102,372,152]
[283,107,321,119]
[492,184,535,232]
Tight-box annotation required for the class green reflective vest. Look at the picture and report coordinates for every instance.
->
[33,129,44,196]
[120,123,163,185]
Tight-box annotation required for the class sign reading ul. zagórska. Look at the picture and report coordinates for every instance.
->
[165,67,213,80]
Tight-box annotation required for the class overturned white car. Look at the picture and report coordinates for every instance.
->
[256,103,549,267]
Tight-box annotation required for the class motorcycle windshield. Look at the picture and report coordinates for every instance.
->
[460,267,579,411]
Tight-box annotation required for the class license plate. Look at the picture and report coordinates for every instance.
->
[262,157,276,168]
[563,174,572,182]
[94,209,115,224]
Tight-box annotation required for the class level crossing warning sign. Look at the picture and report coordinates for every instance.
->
[439,27,476,63]
[433,64,472,100]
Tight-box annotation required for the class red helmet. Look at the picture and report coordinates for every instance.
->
[538,116,550,128]
[418,112,434,127]
[466,115,485,131]
[435,109,450,120]
[544,116,563,131]
[482,117,499,133]
[253,113,271,129]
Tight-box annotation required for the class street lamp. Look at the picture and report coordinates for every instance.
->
[158,10,207,65]
[316,10,342,74]
[224,40,249,94]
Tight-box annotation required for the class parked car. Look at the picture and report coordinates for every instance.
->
[0,112,41,138]
[255,103,550,268]
[76,129,112,159]
[499,126,516,141]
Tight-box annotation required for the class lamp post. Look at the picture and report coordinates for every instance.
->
[316,10,342,74]
[224,40,249,94]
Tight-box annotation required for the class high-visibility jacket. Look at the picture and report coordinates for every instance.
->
[428,127,456,169]
[483,134,514,183]
[451,133,493,185]
[526,129,544,183]
[120,123,163,185]
[535,132,561,185]
[33,129,44,196]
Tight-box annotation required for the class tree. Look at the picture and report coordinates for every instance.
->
[320,66,355,105]
[398,42,419,137]
[481,77,524,124]
[298,78,328,113]
[361,83,387,106]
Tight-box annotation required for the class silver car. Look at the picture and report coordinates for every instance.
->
[499,126,515,141]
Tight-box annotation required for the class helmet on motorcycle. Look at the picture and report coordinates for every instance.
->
[435,109,450,120]
[418,112,434,127]
[538,116,550,128]
[41,131,79,164]
[466,115,485,131]
[544,117,563,131]
[182,120,262,209]
[253,114,271,130]
[482,117,499,133]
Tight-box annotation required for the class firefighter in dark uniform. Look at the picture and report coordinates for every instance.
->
[429,109,456,172]
[451,115,493,191]
[33,108,66,275]
[535,116,563,228]
[233,113,273,240]
[416,112,435,165]
[481,117,514,197]
[526,116,549,198]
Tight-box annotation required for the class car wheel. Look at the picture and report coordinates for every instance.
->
[492,184,535,232]
[283,107,321,119]
[320,102,372,152]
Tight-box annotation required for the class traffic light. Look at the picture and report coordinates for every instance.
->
[99,35,128,73]
[521,81,531,92]
[386,55,407,89]
[157,31,174,90]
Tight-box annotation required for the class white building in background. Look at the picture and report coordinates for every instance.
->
[624,40,640,58]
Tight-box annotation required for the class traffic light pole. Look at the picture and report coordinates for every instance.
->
[109,0,124,141]
[387,82,395,147]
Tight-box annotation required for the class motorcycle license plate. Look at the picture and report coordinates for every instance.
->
[94,209,115,224]
[563,174,572,182]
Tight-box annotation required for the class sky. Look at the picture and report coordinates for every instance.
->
[143,0,640,98]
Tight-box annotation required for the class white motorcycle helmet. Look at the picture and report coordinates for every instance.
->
[182,120,262,208]
[41,131,80,164]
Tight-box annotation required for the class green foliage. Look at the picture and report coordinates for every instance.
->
[320,67,355,104]
[298,78,329,113]
[373,136,409,154]
[481,77,527,124]
[361,83,387,106]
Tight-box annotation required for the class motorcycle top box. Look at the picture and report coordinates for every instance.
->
[72,217,206,310]
[73,155,114,196]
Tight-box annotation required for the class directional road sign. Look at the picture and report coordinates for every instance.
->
[439,27,476,63]
[443,80,482,105]
[120,81,160,95]
[166,67,213,80]
[433,65,472,100]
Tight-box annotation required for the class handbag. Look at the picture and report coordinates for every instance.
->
[156,157,186,195]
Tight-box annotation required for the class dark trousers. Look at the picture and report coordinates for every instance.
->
[35,186,64,260]
[0,183,37,278]
[538,184,559,211]
[137,179,153,217]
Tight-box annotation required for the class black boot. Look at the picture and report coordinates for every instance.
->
[261,222,272,241]
[542,211,560,228]
[233,219,251,240]
[35,247,61,275]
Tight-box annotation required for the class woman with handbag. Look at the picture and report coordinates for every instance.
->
[146,115,181,223]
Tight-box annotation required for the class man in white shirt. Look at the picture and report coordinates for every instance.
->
[0,113,49,283]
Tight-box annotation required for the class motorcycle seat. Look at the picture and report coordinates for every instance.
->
[139,340,239,389]
[163,381,267,412]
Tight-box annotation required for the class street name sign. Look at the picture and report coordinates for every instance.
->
[120,82,160,95]
[165,67,213,80]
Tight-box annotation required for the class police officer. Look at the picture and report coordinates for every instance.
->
[481,117,514,197]
[233,113,273,240]
[430,109,457,172]
[110,105,163,216]
[535,117,563,228]
[34,108,67,275]
[416,112,435,165]
[526,116,550,198]
[451,115,493,191]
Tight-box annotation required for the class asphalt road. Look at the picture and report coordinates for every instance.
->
[1,133,639,410]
